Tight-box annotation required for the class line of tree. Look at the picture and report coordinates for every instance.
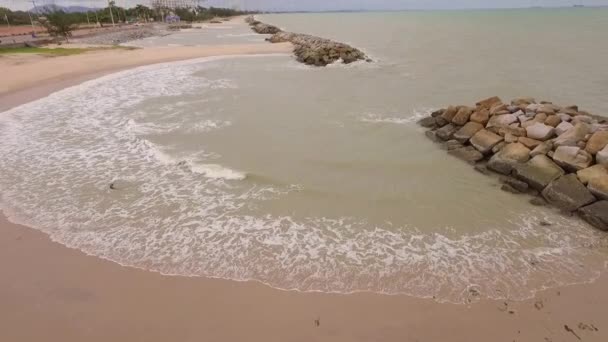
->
[0,5,258,27]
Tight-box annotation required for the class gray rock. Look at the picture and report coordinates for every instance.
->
[529,197,547,206]
[578,201,608,231]
[436,124,459,141]
[417,116,437,128]
[435,116,449,127]
[474,164,491,175]
[513,155,565,190]
[431,109,444,117]
[470,129,504,154]
[501,184,522,194]
[541,174,596,212]
[552,146,593,171]
[444,139,464,151]
[453,122,484,143]
[488,143,530,175]
[448,146,484,164]
[501,176,529,192]
[525,122,555,141]
[425,130,441,143]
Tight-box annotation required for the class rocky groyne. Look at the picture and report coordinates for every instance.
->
[419,96,608,231]
[245,16,368,66]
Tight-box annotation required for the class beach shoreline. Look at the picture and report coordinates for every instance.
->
[2,16,608,342]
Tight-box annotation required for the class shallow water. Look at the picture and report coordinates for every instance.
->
[1,9,608,303]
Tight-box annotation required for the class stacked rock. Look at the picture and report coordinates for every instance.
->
[250,22,282,34]
[245,17,368,66]
[419,96,608,231]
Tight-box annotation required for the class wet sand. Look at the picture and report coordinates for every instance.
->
[1,27,608,342]
[2,212,607,341]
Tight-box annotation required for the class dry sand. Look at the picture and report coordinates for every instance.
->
[0,42,292,112]
[1,34,608,342]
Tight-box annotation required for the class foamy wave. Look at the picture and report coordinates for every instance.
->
[358,109,434,125]
[190,163,246,180]
[217,33,259,38]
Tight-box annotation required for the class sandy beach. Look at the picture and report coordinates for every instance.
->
[2,15,608,342]
[2,211,608,341]
[0,42,292,112]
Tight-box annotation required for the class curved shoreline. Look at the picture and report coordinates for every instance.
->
[0,43,292,112]
[2,17,608,342]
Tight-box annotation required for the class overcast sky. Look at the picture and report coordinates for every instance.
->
[2,0,607,11]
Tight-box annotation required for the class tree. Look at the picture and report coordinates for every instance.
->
[39,10,78,42]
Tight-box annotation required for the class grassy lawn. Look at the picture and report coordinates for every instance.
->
[0,46,137,56]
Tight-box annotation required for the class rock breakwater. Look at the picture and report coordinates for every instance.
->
[419,96,608,231]
[245,16,368,66]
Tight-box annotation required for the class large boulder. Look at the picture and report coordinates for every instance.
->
[441,106,458,122]
[435,124,459,141]
[518,137,542,149]
[530,141,553,157]
[251,23,282,34]
[578,201,608,231]
[513,155,565,190]
[476,96,502,110]
[585,131,608,155]
[552,146,593,171]
[487,114,517,128]
[448,146,484,164]
[452,106,474,125]
[417,116,437,128]
[453,122,484,143]
[588,176,608,200]
[511,97,536,107]
[544,115,562,127]
[577,165,608,184]
[525,122,555,141]
[597,145,608,166]
[541,174,596,212]
[470,109,490,125]
[487,143,531,175]
[555,121,574,136]
[470,129,504,154]
[553,122,591,147]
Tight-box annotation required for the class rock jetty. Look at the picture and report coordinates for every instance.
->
[244,16,368,66]
[419,96,608,231]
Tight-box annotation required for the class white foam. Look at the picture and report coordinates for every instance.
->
[190,163,247,180]
[358,109,434,125]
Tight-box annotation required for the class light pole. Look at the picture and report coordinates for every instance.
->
[108,0,116,27]
[29,0,38,36]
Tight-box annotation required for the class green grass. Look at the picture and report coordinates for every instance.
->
[0,46,137,56]
[0,47,88,56]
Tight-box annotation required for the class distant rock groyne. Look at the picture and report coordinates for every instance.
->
[418,96,608,231]
[245,15,369,66]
